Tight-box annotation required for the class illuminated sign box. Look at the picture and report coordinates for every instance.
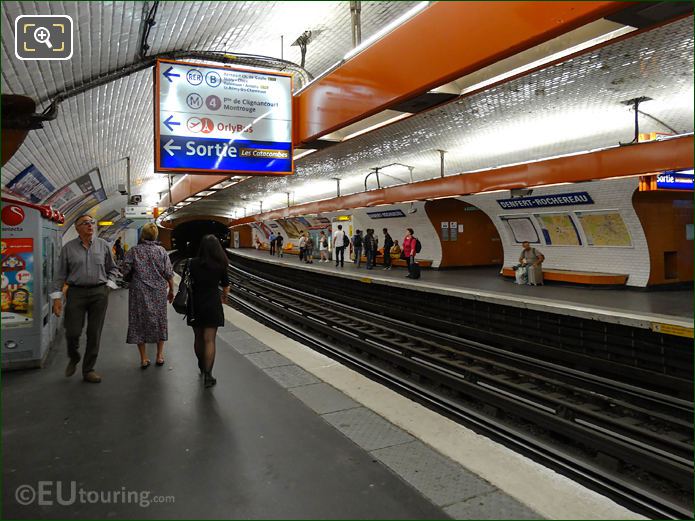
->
[639,169,694,191]
[154,58,293,176]
[656,170,694,190]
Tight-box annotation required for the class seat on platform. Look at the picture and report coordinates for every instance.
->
[501,267,628,285]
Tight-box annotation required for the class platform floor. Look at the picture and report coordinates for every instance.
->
[231,248,693,328]
[2,287,645,519]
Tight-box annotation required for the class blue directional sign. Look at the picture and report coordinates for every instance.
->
[154,58,293,175]
[656,170,694,191]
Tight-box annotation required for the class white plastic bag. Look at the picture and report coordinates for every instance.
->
[515,266,528,285]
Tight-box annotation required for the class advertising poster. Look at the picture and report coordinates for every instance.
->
[500,216,540,244]
[4,164,55,203]
[44,169,106,227]
[98,218,134,242]
[576,211,632,247]
[1,238,34,328]
[535,213,581,246]
[276,218,306,239]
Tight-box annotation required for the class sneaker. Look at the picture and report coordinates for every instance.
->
[65,358,79,378]
[83,371,102,383]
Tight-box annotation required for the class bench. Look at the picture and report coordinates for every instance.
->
[501,267,629,285]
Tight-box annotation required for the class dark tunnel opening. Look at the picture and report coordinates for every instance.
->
[171,220,230,256]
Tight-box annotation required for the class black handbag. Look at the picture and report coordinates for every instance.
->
[172,260,193,316]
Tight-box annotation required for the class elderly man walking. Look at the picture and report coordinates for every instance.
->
[51,214,119,383]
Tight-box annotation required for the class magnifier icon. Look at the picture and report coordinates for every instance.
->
[33,26,53,49]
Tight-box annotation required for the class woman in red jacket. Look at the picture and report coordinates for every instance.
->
[402,228,417,278]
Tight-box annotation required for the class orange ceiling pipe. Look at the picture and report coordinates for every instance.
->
[231,136,693,226]
[294,1,631,144]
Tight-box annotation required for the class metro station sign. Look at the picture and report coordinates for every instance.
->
[154,58,293,176]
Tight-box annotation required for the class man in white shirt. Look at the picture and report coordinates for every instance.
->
[332,225,349,268]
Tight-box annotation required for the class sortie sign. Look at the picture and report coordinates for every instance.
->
[154,58,293,176]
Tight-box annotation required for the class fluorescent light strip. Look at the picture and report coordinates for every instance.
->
[460,26,635,96]
[342,113,413,141]
[293,149,318,160]
[344,1,430,61]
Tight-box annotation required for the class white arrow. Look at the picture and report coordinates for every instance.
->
[163,139,182,156]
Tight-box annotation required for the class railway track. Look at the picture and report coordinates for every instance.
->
[174,256,693,518]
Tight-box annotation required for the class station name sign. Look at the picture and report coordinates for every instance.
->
[366,209,406,219]
[154,58,293,176]
[497,192,594,209]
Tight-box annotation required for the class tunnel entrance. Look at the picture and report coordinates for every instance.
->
[172,220,230,256]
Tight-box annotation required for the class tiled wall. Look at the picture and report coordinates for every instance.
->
[461,178,650,286]
[251,178,652,286]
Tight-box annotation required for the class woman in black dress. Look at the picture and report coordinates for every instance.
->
[187,235,230,387]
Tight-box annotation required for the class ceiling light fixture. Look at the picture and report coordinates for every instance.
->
[342,112,413,141]
[293,149,318,160]
[459,26,635,96]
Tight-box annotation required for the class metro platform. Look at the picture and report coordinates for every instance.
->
[2,285,645,519]
[230,248,693,331]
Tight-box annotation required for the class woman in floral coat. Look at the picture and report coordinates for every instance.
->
[122,223,174,368]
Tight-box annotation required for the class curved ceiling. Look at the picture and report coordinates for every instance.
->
[1,1,419,213]
[173,15,694,220]
[1,3,692,226]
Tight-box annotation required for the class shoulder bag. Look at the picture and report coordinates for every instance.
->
[173,260,193,316]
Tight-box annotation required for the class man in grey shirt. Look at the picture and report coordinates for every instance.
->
[51,214,119,383]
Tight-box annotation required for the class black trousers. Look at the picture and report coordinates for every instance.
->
[64,285,109,374]
[383,247,392,267]
[334,246,345,266]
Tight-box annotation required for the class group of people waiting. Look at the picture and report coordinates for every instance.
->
[331,226,420,279]
[51,215,229,388]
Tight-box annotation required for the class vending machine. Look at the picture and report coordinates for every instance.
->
[1,198,63,369]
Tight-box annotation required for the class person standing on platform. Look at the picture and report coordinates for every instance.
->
[318,230,329,262]
[298,233,307,262]
[332,225,349,268]
[364,229,377,270]
[269,232,276,256]
[352,230,363,268]
[519,241,545,285]
[382,228,394,270]
[113,237,125,263]
[51,214,119,383]
[187,234,230,387]
[304,234,315,264]
[403,228,418,279]
[275,233,284,258]
[122,223,174,369]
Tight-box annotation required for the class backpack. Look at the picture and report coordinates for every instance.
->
[415,238,422,253]
[322,238,328,248]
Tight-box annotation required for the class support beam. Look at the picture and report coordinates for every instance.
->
[294,1,632,145]
[233,136,693,224]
